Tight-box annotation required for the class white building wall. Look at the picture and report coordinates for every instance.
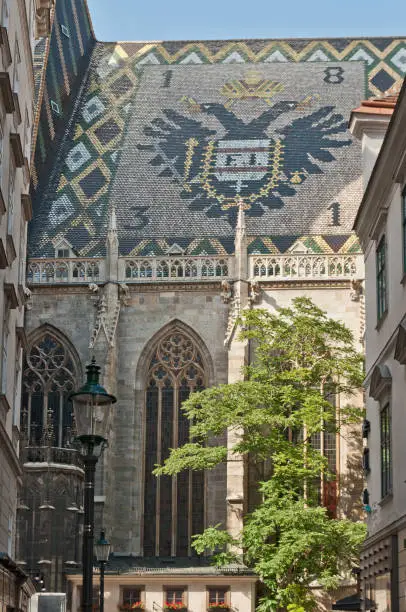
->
[0,0,36,557]
[363,182,406,535]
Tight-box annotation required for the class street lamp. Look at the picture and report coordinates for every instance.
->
[69,358,116,612]
[95,531,110,612]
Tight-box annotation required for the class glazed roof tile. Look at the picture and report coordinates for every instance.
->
[29,4,406,257]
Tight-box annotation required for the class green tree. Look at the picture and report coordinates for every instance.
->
[155,297,366,611]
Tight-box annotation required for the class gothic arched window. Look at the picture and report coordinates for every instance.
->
[22,329,80,448]
[143,330,206,557]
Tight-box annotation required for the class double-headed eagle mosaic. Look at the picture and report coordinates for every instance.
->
[137,76,351,226]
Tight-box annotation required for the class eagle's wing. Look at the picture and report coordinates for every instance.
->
[276,106,351,177]
[137,109,216,181]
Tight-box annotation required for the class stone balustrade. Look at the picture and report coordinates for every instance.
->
[26,254,363,285]
[21,445,83,468]
[27,258,104,284]
[250,253,362,280]
[123,256,231,281]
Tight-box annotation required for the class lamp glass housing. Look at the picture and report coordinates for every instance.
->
[95,532,111,562]
[69,358,116,446]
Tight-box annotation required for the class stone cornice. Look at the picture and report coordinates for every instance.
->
[363,513,406,550]
[349,112,391,141]
[67,572,257,583]
[29,282,224,294]
[23,462,84,476]
[258,279,352,290]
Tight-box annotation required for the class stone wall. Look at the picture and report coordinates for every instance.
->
[26,282,230,554]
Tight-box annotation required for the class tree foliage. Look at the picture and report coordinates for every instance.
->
[154,297,366,611]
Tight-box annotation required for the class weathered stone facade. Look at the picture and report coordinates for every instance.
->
[19,214,365,610]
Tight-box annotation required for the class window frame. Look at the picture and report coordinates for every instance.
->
[1,0,9,28]
[402,186,406,274]
[22,330,79,447]
[1,295,10,394]
[121,586,144,606]
[12,40,20,95]
[143,330,206,557]
[380,402,392,499]
[164,587,187,607]
[376,235,387,321]
[207,587,230,608]
[0,119,3,188]
[28,0,36,50]
[7,160,15,236]
[23,107,31,160]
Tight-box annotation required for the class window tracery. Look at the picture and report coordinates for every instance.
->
[143,330,206,557]
[21,330,79,448]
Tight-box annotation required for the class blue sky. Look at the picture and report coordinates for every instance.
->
[86,0,406,42]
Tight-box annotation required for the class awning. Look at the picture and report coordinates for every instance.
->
[332,593,376,611]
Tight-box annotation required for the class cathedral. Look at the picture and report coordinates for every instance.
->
[16,0,406,610]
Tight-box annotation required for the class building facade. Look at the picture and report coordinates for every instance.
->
[0,0,53,609]
[352,81,406,612]
[16,0,406,609]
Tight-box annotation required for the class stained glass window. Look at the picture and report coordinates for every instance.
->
[143,330,206,556]
[21,330,79,448]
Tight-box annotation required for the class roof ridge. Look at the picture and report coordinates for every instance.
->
[101,35,406,44]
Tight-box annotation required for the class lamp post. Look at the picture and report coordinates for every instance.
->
[69,358,116,612]
[95,531,110,612]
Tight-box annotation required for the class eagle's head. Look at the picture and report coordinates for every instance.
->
[199,102,222,114]
[271,100,298,113]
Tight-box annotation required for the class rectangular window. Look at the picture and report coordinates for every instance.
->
[0,122,3,186]
[376,236,387,321]
[29,0,36,50]
[18,218,26,285]
[24,108,31,160]
[122,589,142,605]
[12,41,20,94]
[7,515,12,556]
[1,297,10,394]
[208,588,228,606]
[13,344,21,425]
[1,0,9,28]
[57,248,70,258]
[7,163,15,235]
[402,187,406,273]
[165,589,186,606]
[380,403,392,498]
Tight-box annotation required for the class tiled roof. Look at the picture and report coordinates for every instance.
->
[351,83,401,115]
[29,5,406,257]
